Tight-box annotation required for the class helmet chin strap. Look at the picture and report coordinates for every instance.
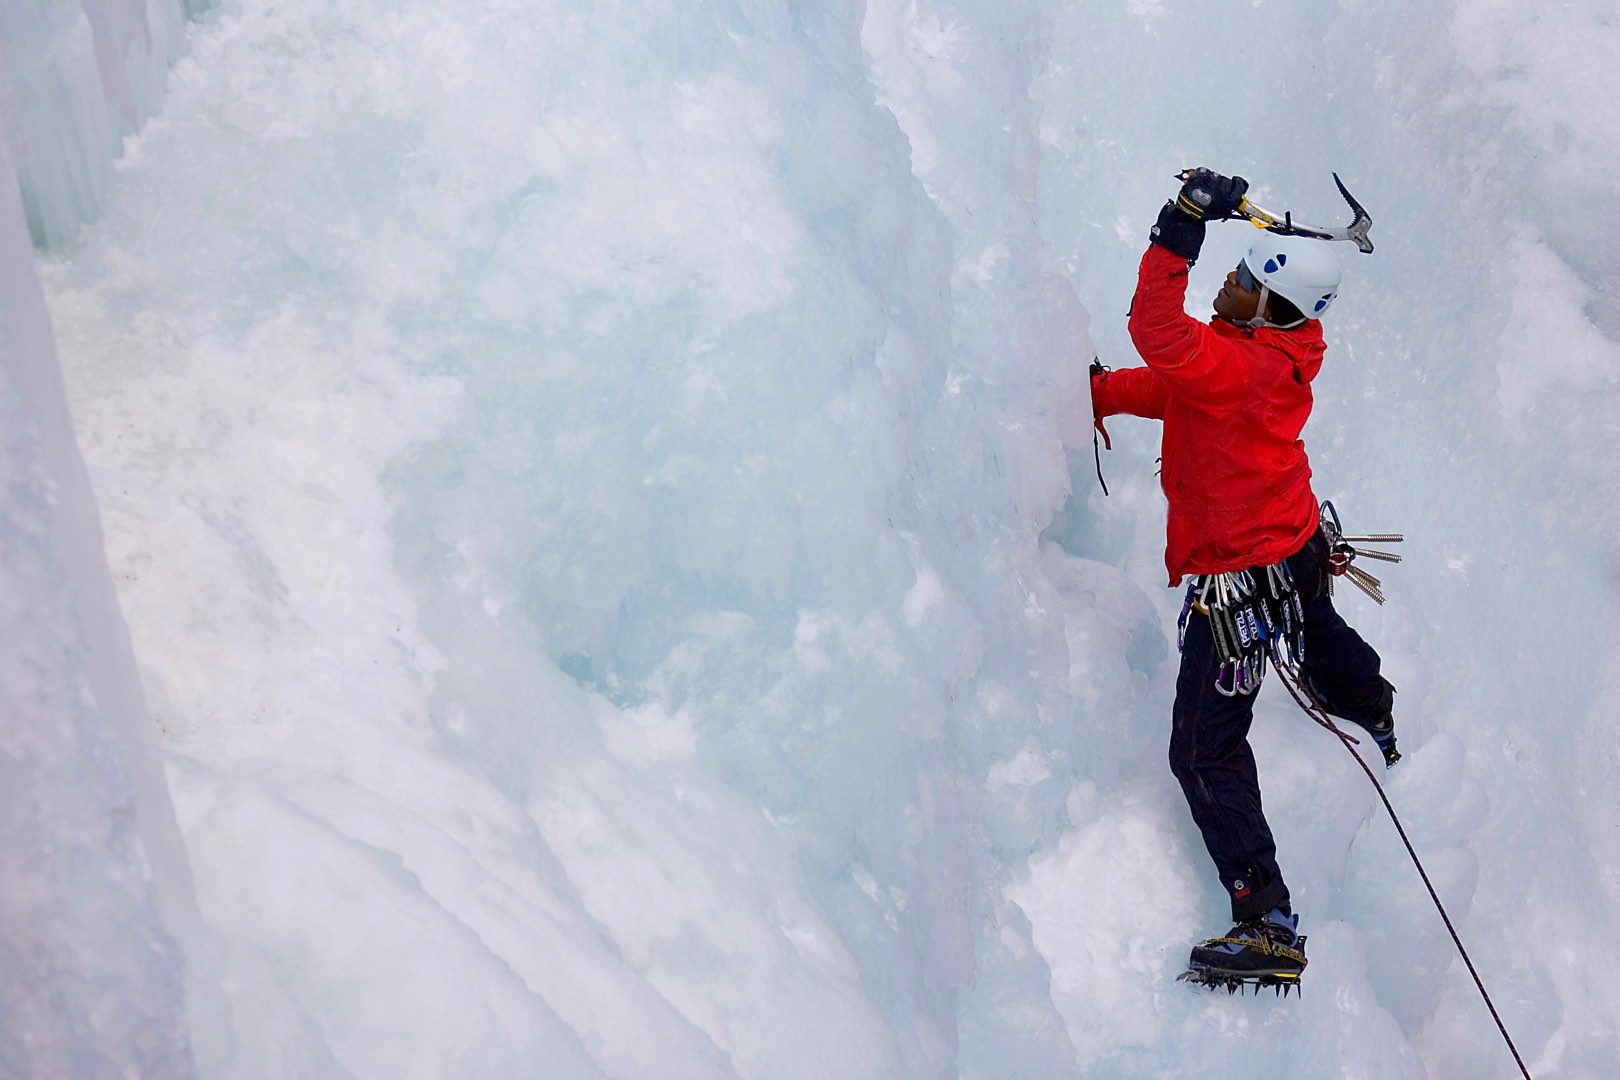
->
[1234,283,1306,331]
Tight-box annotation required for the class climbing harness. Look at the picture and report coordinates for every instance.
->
[1174,500,1394,697]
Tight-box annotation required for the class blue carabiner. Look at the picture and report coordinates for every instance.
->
[1177,582,1197,651]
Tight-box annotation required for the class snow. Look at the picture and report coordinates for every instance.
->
[4,0,1620,1077]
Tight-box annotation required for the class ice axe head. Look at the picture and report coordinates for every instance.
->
[1214,171,1376,254]
[1332,172,1374,254]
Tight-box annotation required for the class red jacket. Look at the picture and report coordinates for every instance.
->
[1093,244,1324,585]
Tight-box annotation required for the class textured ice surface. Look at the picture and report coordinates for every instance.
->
[0,0,198,246]
[9,0,1620,1076]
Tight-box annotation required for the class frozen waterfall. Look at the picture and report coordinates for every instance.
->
[4,0,1619,1077]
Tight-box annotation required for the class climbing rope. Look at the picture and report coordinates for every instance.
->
[1270,654,1533,1080]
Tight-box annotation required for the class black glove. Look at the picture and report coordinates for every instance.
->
[1149,201,1206,261]
[1149,170,1250,262]
[1175,168,1249,220]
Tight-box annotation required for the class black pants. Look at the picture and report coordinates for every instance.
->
[1169,529,1393,921]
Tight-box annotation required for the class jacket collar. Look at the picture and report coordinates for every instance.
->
[1211,317,1326,383]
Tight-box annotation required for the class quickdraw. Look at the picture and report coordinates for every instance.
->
[1179,556,1302,697]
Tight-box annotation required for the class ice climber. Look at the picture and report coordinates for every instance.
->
[1088,168,1400,988]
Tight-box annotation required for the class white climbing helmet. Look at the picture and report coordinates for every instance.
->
[1240,233,1342,323]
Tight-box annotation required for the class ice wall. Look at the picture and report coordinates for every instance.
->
[0,42,197,1080]
[0,1,227,1075]
[38,0,1109,1073]
[21,0,1620,1078]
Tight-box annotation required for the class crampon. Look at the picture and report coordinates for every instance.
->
[1177,912,1308,998]
[1176,966,1304,997]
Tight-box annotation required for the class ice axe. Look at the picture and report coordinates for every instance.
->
[1177,170,1375,254]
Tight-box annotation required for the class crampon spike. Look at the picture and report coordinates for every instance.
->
[1178,967,1303,998]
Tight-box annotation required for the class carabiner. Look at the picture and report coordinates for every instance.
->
[1320,500,1343,537]
[1177,582,1196,651]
